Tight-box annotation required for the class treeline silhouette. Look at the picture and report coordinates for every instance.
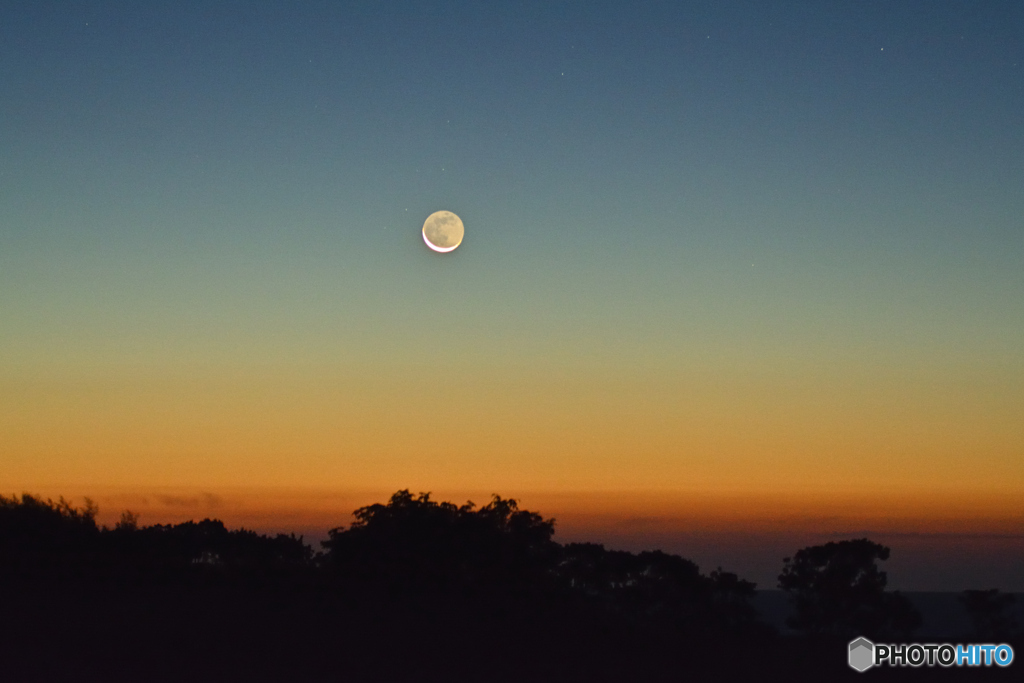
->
[0,492,1017,682]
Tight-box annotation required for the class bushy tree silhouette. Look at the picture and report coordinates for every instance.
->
[0,493,311,583]
[103,517,312,581]
[557,543,761,634]
[320,490,557,591]
[0,494,99,578]
[961,589,1018,640]
[778,538,920,639]
[709,567,761,631]
[0,490,814,681]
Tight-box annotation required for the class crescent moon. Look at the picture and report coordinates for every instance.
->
[422,210,465,253]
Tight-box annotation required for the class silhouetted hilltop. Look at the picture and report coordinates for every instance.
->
[1,491,1018,682]
[0,493,310,581]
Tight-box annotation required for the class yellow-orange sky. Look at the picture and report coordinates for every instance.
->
[4,357,1022,531]
[4,357,1021,495]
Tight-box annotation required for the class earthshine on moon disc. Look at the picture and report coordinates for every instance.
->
[422,210,465,253]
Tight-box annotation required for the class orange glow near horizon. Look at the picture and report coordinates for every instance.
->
[6,485,1022,539]
[4,357,1022,496]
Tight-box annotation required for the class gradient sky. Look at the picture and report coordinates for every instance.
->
[2,2,1023,588]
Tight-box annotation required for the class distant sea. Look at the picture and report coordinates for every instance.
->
[753,591,1024,639]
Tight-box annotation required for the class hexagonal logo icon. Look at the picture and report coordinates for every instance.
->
[848,637,875,672]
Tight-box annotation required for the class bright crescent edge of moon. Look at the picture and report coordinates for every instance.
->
[422,232,459,253]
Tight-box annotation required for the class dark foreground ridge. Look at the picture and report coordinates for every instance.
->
[0,492,1018,682]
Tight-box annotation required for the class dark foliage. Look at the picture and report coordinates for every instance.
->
[106,517,311,569]
[4,492,1015,682]
[778,538,922,640]
[0,494,100,577]
[0,494,310,583]
[558,542,762,635]
[961,589,1019,640]
[321,490,558,591]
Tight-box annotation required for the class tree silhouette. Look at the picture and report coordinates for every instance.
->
[961,589,1018,640]
[0,492,312,584]
[104,517,312,578]
[778,538,920,639]
[556,543,762,635]
[0,494,99,578]
[0,490,806,680]
[709,567,761,631]
[320,490,558,591]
